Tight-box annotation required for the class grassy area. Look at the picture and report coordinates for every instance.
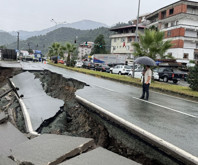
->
[48,61,198,100]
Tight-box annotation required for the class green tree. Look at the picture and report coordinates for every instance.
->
[132,29,172,60]
[91,34,107,55]
[65,42,76,66]
[48,42,64,59]
[0,45,7,49]
[187,64,198,91]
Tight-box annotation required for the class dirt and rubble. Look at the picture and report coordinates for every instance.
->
[0,68,25,133]
[0,68,184,165]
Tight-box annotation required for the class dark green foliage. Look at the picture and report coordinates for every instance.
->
[111,22,131,28]
[0,45,7,49]
[187,64,198,91]
[91,34,107,55]
[7,27,112,55]
[132,29,172,60]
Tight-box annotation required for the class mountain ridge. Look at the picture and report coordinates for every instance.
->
[8,20,109,40]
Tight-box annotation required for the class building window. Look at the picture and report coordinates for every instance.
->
[167,30,171,37]
[183,53,189,59]
[161,11,166,19]
[128,37,132,43]
[171,22,175,27]
[121,38,125,42]
[169,8,174,15]
[164,23,168,28]
[194,54,198,60]
[114,38,116,42]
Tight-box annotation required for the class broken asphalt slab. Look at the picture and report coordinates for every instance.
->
[0,122,28,156]
[10,134,95,165]
[10,71,64,130]
[0,155,17,165]
[0,111,8,124]
[59,147,140,165]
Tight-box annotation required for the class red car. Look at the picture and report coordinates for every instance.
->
[58,60,64,64]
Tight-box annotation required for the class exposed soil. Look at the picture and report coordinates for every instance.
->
[0,68,25,132]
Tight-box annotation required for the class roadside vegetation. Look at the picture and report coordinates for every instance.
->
[132,29,173,60]
[187,64,198,91]
[48,61,198,100]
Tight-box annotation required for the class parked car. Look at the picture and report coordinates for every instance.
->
[172,69,188,81]
[75,61,83,68]
[95,64,110,73]
[153,67,181,84]
[112,65,132,75]
[108,63,125,73]
[128,68,144,79]
[58,60,64,64]
[82,61,95,69]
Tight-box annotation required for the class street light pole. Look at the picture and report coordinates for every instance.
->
[17,32,19,50]
[132,0,141,78]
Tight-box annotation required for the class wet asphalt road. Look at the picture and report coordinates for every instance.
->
[19,62,198,157]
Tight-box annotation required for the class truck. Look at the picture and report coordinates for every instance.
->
[0,49,17,61]
[153,67,187,84]
[92,54,127,65]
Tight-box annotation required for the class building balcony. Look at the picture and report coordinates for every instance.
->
[110,33,137,38]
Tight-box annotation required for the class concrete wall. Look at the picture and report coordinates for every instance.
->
[185,30,197,38]
[179,18,198,26]
[184,41,196,49]
[187,7,198,15]
[166,48,194,60]
[110,36,134,55]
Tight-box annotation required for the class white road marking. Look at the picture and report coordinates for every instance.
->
[133,96,198,119]
[91,84,116,92]
[151,90,198,104]
[91,84,198,118]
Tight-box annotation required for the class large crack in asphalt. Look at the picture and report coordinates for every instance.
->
[33,70,183,165]
[0,68,184,165]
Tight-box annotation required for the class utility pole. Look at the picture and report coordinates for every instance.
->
[17,32,20,50]
[132,0,141,78]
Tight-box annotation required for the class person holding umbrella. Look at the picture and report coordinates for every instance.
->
[134,56,156,100]
[140,65,152,100]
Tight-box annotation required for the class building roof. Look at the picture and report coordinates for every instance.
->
[146,0,198,19]
[110,25,145,32]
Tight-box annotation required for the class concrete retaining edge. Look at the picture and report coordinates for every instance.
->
[9,79,39,136]
[76,95,198,165]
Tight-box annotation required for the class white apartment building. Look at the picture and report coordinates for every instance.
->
[78,42,94,60]
[146,0,198,63]
[110,25,145,59]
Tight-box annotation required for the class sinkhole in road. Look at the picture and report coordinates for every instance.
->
[33,70,183,165]
[0,68,184,165]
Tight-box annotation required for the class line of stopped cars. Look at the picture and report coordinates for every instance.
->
[75,61,188,84]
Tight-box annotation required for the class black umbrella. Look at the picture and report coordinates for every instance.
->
[134,56,156,66]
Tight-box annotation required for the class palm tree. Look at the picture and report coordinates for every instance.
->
[132,29,172,60]
[65,42,76,66]
[48,42,65,63]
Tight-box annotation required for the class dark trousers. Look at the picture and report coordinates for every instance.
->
[141,83,150,100]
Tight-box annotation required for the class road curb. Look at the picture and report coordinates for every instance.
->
[76,95,198,165]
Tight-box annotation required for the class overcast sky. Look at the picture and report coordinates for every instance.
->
[0,0,197,32]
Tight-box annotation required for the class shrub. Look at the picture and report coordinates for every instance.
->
[187,64,198,91]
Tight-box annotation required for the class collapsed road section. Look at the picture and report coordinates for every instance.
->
[1,69,198,165]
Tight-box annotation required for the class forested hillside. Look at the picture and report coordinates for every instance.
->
[0,32,17,46]
[7,27,112,55]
